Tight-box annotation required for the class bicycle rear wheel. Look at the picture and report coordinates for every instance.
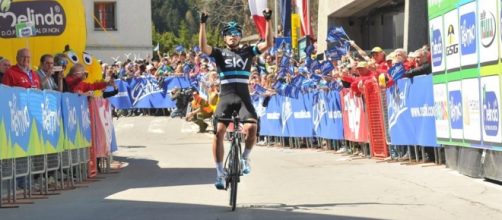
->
[228,140,240,211]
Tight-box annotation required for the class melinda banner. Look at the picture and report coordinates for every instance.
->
[340,89,369,142]
[387,75,438,146]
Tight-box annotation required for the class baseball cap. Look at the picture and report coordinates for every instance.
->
[356,61,368,68]
[371,47,384,54]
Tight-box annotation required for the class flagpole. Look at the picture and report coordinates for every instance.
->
[274,0,278,35]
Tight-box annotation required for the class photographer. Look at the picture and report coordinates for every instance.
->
[170,87,194,118]
[186,90,213,133]
[37,54,64,91]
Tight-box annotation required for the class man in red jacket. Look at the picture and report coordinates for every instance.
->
[65,63,110,94]
[1,48,41,89]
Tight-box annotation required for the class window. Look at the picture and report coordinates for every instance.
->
[94,2,117,31]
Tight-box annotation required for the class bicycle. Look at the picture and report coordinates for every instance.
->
[219,111,247,211]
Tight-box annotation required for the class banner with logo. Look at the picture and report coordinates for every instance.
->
[448,80,464,140]
[107,77,192,109]
[42,91,64,154]
[0,0,87,66]
[314,91,344,140]
[259,95,283,136]
[444,9,461,71]
[481,76,502,144]
[478,0,498,66]
[462,78,481,142]
[0,86,33,158]
[89,98,114,157]
[430,15,446,74]
[459,1,478,69]
[340,89,369,142]
[286,93,314,137]
[0,86,11,159]
[78,94,92,149]
[61,93,80,150]
[434,83,451,140]
[387,76,438,146]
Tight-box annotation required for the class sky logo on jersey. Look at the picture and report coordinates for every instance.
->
[480,9,496,48]
[224,57,249,70]
[431,26,443,67]
[449,90,463,129]
[483,85,499,136]
[460,12,476,55]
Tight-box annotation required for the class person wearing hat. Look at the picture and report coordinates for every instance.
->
[370,46,389,73]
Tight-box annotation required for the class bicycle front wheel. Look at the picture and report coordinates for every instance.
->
[229,141,240,211]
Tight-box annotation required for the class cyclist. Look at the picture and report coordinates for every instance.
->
[199,9,273,189]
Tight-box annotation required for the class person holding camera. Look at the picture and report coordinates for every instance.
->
[37,54,64,91]
[65,63,113,95]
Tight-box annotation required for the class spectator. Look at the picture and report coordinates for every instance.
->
[186,90,213,133]
[0,57,11,82]
[65,63,110,94]
[37,54,63,91]
[2,48,41,89]
[404,49,431,77]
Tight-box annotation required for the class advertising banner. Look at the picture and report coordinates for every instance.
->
[42,91,64,154]
[314,91,344,140]
[459,1,478,69]
[430,15,446,74]
[448,81,464,140]
[340,89,369,142]
[444,9,461,71]
[462,78,481,142]
[387,76,438,146]
[478,0,499,66]
[0,0,87,66]
[0,86,32,158]
[61,93,80,150]
[481,76,502,144]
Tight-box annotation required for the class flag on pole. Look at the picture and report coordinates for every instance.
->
[248,0,268,39]
[153,42,159,52]
[295,0,312,36]
[281,0,292,37]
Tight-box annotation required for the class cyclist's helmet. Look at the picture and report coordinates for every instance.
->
[222,21,242,37]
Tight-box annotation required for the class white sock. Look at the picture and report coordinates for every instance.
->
[242,149,252,160]
[216,162,224,177]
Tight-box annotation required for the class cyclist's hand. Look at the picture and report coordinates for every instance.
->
[263,8,272,21]
[200,12,209,24]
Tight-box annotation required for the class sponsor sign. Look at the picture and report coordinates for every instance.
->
[430,16,446,73]
[459,2,478,68]
[434,84,450,139]
[481,76,502,143]
[444,9,461,70]
[448,81,464,139]
[478,0,498,64]
[462,78,481,141]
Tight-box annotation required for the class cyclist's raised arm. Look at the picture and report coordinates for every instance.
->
[257,8,273,53]
[199,12,213,55]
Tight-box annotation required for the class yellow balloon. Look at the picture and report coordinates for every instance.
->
[0,0,86,69]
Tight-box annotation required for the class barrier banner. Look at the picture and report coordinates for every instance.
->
[78,95,92,148]
[89,98,113,158]
[259,95,283,136]
[314,91,344,140]
[108,80,132,109]
[285,93,314,137]
[387,75,438,146]
[62,93,79,150]
[41,90,64,154]
[340,89,369,142]
[107,77,191,109]
[0,86,32,158]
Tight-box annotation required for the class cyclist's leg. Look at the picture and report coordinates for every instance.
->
[212,95,236,180]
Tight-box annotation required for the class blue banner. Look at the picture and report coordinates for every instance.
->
[0,86,32,157]
[314,91,344,140]
[62,93,80,150]
[41,90,63,153]
[107,77,191,109]
[387,75,438,146]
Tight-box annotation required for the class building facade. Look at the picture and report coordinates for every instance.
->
[317,0,428,54]
[84,0,152,64]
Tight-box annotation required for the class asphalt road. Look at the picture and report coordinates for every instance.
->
[1,116,502,220]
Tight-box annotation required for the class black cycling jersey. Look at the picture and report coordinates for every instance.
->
[210,45,261,94]
[210,45,261,121]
